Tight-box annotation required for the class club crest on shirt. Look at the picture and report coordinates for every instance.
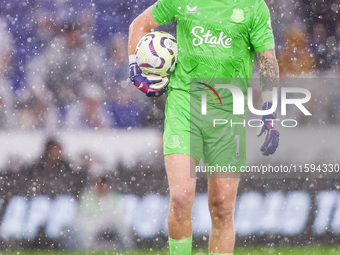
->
[231,9,244,23]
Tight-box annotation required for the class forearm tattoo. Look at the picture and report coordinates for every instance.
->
[256,49,279,92]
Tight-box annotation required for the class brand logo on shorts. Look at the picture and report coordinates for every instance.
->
[231,9,244,23]
[168,135,180,149]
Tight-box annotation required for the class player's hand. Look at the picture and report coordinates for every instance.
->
[129,55,168,97]
[257,102,280,156]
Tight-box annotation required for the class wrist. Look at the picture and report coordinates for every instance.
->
[261,102,277,119]
[261,91,273,104]
[129,55,139,80]
[129,54,137,64]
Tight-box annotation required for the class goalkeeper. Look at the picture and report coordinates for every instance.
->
[128,0,280,254]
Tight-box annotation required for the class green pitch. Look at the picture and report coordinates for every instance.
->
[1,247,340,255]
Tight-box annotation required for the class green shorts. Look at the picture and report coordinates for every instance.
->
[163,89,246,171]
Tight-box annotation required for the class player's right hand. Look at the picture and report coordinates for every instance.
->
[257,102,280,156]
[129,55,168,97]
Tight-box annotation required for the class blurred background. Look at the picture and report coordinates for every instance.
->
[0,0,340,252]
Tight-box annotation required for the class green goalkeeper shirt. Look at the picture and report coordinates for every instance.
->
[150,0,275,100]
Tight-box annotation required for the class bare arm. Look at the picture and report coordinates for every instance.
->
[256,49,279,93]
[128,7,161,56]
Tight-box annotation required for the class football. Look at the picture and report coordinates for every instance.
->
[135,31,178,77]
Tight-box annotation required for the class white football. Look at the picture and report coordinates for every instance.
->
[135,31,178,77]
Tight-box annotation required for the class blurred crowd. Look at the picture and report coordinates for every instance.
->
[0,136,169,249]
[0,0,167,132]
[0,0,338,131]
[272,0,340,77]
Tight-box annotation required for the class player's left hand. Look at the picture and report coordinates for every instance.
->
[257,102,280,156]
[129,55,168,97]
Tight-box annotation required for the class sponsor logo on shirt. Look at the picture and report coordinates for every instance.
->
[186,5,197,13]
[191,26,232,48]
[231,9,245,23]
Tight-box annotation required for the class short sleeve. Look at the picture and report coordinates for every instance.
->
[150,0,177,25]
[249,0,275,52]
